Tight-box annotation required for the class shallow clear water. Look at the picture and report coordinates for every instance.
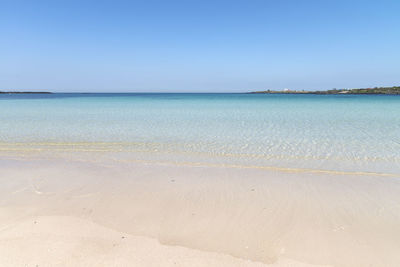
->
[1,93,400,174]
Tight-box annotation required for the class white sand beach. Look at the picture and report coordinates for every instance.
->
[1,154,399,267]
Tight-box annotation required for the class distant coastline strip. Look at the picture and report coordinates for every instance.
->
[0,91,52,94]
[250,86,400,95]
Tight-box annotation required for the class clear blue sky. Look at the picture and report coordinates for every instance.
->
[1,0,399,92]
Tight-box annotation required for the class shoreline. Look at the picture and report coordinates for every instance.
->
[1,141,399,176]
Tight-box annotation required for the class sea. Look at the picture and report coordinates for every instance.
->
[1,93,399,175]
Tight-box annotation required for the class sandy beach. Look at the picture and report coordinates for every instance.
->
[1,152,399,267]
[0,215,324,267]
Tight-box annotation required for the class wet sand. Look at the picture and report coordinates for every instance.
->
[1,155,400,266]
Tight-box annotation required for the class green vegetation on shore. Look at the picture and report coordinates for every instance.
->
[251,86,400,95]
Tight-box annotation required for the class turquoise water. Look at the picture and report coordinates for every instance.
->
[1,93,400,174]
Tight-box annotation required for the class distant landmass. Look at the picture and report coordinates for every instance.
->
[250,86,400,95]
[0,91,52,94]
